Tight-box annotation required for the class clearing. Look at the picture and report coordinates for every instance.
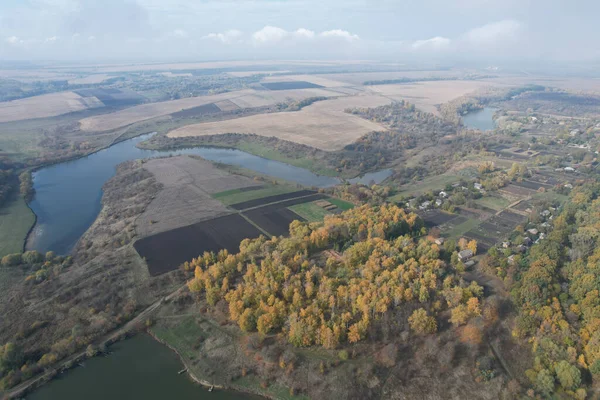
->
[167,94,392,151]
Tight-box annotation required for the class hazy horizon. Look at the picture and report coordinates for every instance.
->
[1,0,599,69]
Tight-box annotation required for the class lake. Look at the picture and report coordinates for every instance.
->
[27,334,257,400]
[27,133,392,254]
[462,107,497,131]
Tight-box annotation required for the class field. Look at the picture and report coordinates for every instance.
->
[391,173,461,200]
[136,156,260,237]
[261,81,324,90]
[475,195,511,211]
[369,81,498,115]
[212,185,298,205]
[288,201,332,222]
[167,94,391,151]
[261,74,352,88]
[73,88,145,107]
[78,90,256,132]
[0,193,35,257]
[328,198,355,210]
[242,194,326,236]
[134,213,263,276]
[0,91,104,123]
[229,189,316,210]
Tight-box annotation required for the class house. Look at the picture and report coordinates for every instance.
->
[539,232,546,240]
[570,129,580,136]
[516,245,528,253]
[465,260,476,268]
[523,237,533,246]
[541,210,551,217]
[564,183,573,189]
[474,183,483,190]
[439,191,448,198]
[419,201,431,210]
[502,241,511,248]
[458,249,474,262]
[564,167,575,172]
[527,228,539,235]
[434,238,445,246]
[541,222,551,228]
[435,199,443,207]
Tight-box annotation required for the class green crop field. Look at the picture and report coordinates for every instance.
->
[476,195,511,211]
[0,193,35,257]
[390,174,461,200]
[328,198,355,210]
[289,202,331,222]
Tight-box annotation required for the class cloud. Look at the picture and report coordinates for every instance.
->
[45,36,58,43]
[320,29,359,41]
[172,29,187,38]
[412,36,451,50]
[203,29,243,44]
[251,26,360,46]
[5,36,21,45]
[252,26,289,45]
[463,19,522,45]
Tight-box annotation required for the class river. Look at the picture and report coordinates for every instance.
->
[27,133,392,254]
[27,334,258,400]
[462,107,497,131]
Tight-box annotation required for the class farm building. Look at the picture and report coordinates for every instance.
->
[458,249,474,262]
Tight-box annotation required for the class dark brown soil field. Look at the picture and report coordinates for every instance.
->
[229,190,316,210]
[513,200,533,212]
[497,210,527,224]
[170,103,222,118]
[134,214,263,276]
[243,194,327,236]
[74,88,145,107]
[418,209,459,227]
[261,81,324,90]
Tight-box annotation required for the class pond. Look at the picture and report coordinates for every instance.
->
[27,133,392,254]
[27,334,257,400]
[462,107,497,131]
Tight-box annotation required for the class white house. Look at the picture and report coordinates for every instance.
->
[474,183,483,190]
[564,167,575,172]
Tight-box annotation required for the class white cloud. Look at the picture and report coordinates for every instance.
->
[45,36,58,43]
[294,28,315,39]
[320,29,359,41]
[463,19,522,45]
[252,26,288,45]
[172,29,187,38]
[203,29,243,44]
[412,36,451,50]
[5,36,22,45]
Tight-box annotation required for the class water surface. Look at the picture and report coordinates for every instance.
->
[27,334,256,400]
[462,107,497,131]
[28,134,391,254]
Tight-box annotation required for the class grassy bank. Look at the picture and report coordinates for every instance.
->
[0,192,35,256]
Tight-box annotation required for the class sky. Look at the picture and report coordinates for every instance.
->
[0,0,598,65]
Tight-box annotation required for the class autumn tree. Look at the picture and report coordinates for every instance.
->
[408,308,437,335]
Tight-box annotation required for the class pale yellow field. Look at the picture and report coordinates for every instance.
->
[228,70,291,77]
[260,74,351,88]
[79,90,256,132]
[368,80,504,114]
[229,88,339,108]
[167,94,392,151]
[0,91,104,123]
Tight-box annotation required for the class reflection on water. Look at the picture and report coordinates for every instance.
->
[28,133,392,254]
[462,107,497,131]
[27,334,256,400]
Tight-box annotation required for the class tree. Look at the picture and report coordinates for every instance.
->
[554,361,581,391]
[535,369,555,396]
[467,240,477,255]
[22,250,43,265]
[460,324,482,345]
[408,308,437,335]
[1,253,22,267]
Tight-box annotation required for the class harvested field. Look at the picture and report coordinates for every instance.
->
[213,185,298,206]
[228,88,337,108]
[136,156,260,237]
[501,184,536,197]
[134,214,263,276]
[511,180,553,191]
[228,70,291,77]
[68,74,113,85]
[79,90,256,132]
[171,103,221,118]
[368,81,498,115]
[262,81,324,90]
[261,74,350,88]
[230,189,316,210]
[0,91,104,123]
[497,210,528,224]
[320,70,472,86]
[214,100,240,112]
[243,194,326,237]
[167,94,391,151]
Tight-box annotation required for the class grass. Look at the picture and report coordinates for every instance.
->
[443,217,481,239]
[532,191,569,203]
[213,184,298,205]
[390,174,461,200]
[289,202,331,222]
[151,317,207,360]
[328,198,355,210]
[476,195,511,211]
[233,375,310,400]
[0,192,35,257]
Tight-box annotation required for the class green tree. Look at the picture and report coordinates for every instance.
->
[408,308,437,335]
[535,369,555,396]
[554,360,581,391]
